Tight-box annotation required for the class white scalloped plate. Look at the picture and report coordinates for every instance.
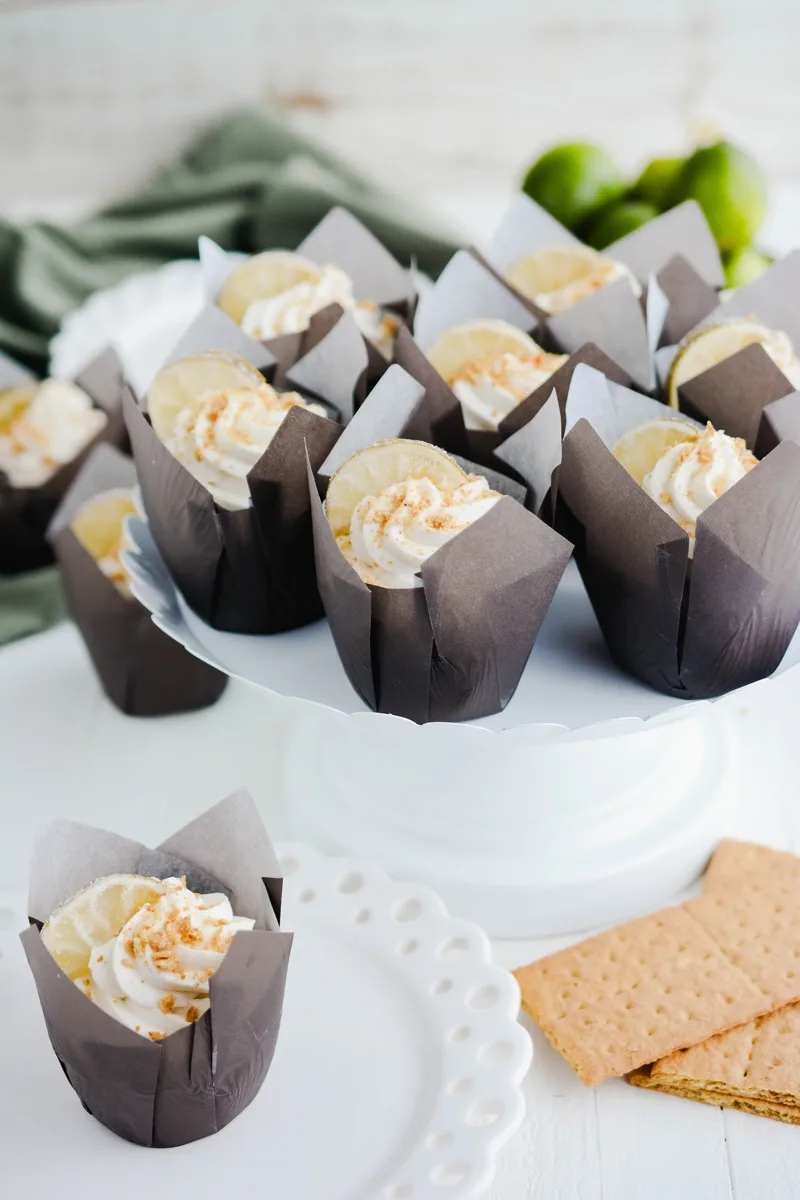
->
[0,843,530,1199]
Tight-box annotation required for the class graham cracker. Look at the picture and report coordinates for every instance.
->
[628,1066,800,1127]
[514,841,800,1087]
[686,842,800,1007]
[514,906,766,1086]
[629,1000,800,1117]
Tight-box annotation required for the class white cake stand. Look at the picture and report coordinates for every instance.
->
[122,512,795,939]
[53,257,800,938]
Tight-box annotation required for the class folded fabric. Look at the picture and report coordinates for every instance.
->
[0,106,460,373]
[0,567,67,645]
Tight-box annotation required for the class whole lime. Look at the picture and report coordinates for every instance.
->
[584,200,659,249]
[522,143,626,232]
[723,245,772,289]
[668,141,768,254]
[631,156,686,211]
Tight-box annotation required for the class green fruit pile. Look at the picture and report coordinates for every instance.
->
[521,139,771,288]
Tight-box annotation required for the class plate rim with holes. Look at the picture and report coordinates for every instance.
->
[273,840,532,1199]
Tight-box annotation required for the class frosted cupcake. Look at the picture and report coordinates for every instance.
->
[311,437,572,721]
[148,352,327,511]
[219,252,400,360]
[21,789,292,1147]
[0,379,107,488]
[537,363,800,699]
[0,348,126,573]
[202,207,417,377]
[505,245,640,314]
[124,311,345,634]
[666,317,800,410]
[51,444,228,715]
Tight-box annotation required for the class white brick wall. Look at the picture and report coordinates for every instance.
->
[1,0,799,219]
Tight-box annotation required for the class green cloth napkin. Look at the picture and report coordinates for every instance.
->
[0,105,460,373]
[0,567,68,645]
[0,106,461,647]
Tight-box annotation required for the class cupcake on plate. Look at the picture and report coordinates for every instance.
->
[124,306,353,634]
[310,427,572,722]
[49,443,227,715]
[21,788,292,1148]
[0,347,127,573]
[201,206,416,383]
[522,363,800,699]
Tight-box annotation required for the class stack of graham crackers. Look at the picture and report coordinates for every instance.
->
[514,840,800,1124]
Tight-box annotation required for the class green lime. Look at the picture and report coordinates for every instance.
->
[583,200,659,249]
[631,156,686,211]
[723,245,772,289]
[668,141,768,254]
[521,143,626,232]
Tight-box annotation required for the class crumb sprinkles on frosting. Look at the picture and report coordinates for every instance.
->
[74,875,255,1041]
[642,422,758,550]
[169,383,326,511]
[337,473,501,588]
[241,262,399,359]
[449,348,566,432]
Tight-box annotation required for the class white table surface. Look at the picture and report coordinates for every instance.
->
[3,621,800,1199]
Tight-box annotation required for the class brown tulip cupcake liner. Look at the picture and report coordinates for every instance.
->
[47,442,227,716]
[307,376,573,723]
[519,363,800,700]
[21,788,292,1148]
[124,304,362,635]
[0,346,128,574]
[199,204,416,387]
[656,250,800,448]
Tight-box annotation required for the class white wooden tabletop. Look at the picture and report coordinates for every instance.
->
[4,621,800,1199]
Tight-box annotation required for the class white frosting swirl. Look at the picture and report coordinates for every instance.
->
[0,380,107,488]
[534,257,638,314]
[643,422,758,549]
[169,383,325,511]
[75,876,254,1041]
[241,263,398,359]
[451,349,567,431]
[337,474,500,588]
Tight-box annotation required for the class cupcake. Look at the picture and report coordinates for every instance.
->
[659,252,800,441]
[395,248,633,473]
[527,363,800,699]
[482,194,726,394]
[201,206,416,379]
[504,244,640,314]
[0,347,127,573]
[667,317,800,409]
[21,788,292,1148]
[425,319,567,434]
[124,306,349,633]
[49,443,227,715]
[311,431,572,723]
